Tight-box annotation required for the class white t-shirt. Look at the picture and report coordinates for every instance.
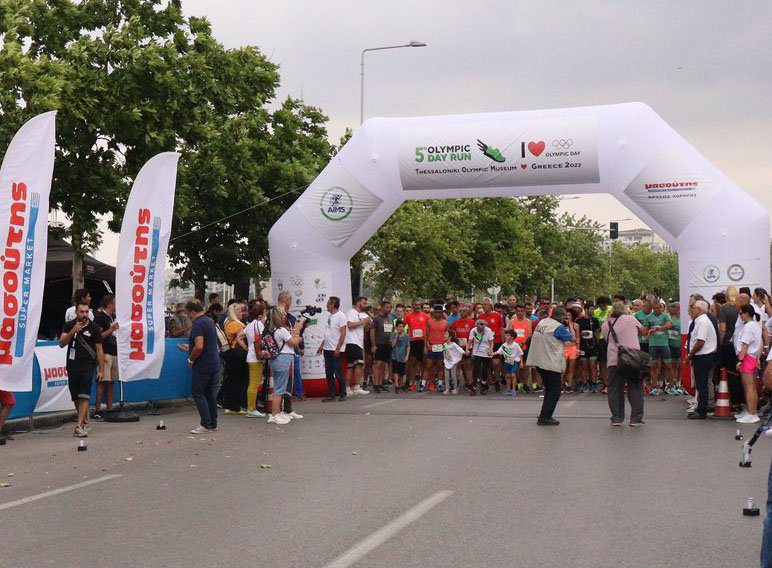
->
[692,313,717,355]
[736,320,762,358]
[244,320,265,363]
[345,308,368,348]
[273,327,296,355]
[443,341,465,369]
[753,302,769,324]
[496,341,524,364]
[323,311,348,351]
[65,307,94,322]
[468,327,494,358]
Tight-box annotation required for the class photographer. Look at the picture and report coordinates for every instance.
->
[278,291,306,400]
[266,306,304,425]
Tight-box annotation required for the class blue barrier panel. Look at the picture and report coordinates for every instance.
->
[6,339,193,421]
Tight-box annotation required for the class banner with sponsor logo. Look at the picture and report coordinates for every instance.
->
[33,344,72,413]
[688,259,762,296]
[271,271,331,380]
[399,117,599,190]
[295,164,383,247]
[623,151,723,238]
[0,112,56,392]
[116,152,180,382]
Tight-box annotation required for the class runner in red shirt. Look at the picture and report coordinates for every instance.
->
[480,298,505,391]
[404,299,430,390]
[421,306,447,392]
[451,308,476,392]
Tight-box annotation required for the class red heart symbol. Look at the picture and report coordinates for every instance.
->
[528,140,545,157]
[520,164,527,169]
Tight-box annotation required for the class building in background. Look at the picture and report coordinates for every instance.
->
[602,227,671,252]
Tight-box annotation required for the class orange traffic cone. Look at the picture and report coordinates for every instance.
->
[712,367,733,420]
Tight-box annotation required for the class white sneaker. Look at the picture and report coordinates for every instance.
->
[286,411,304,420]
[353,386,369,395]
[685,397,697,405]
[190,426,210,434]
[280,412,294,422]
[346,387,354,396]
[737,413,761,424]
[268,414,290,425]
[246,410,265,418]
[734,410,749,420]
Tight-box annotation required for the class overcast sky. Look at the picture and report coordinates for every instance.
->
[94,0,772,263]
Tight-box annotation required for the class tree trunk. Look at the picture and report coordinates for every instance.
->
[72,247,85,296]
[194,275,206,302]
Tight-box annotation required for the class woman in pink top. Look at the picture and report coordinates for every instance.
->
[602,302,644,427]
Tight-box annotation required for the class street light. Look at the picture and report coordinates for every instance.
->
[360,41,427,124]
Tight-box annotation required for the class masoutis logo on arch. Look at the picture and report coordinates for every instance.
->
[128,208,161,361]
[1,181,41,366]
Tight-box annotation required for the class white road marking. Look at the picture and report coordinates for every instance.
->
[0,474,122,511]
[562,401,577,408]
[361,399,396,410]
[322,490,454,568]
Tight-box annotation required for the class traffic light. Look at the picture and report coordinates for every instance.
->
[609,222,619,240]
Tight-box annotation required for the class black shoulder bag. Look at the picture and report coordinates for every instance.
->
[607,317,651,378]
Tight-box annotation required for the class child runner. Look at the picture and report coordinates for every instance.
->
[467,319,494,395]
[443,330,465,395]
[390,320,410,393]
[496,329,524,397]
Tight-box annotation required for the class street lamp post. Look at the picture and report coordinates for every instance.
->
[360,41,427,124]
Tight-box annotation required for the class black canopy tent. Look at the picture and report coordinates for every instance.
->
[39,240,116,340]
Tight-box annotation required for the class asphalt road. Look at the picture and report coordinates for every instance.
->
[0,391,768,568]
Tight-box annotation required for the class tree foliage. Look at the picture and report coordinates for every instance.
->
[0,0,332,294]
[360,196,678,302]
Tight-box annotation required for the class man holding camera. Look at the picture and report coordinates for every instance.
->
[278,290,306,400]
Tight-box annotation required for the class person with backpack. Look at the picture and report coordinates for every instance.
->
[602,302,645,427]
[240,303,267,417]
[265,306,304,425]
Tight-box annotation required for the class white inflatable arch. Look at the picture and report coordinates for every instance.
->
[270,102,768,329]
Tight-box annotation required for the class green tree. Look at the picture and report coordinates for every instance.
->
[0,0,332,297]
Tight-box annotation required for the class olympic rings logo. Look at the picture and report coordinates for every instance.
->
[552,139,573,149]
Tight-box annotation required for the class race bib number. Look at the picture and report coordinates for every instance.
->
[432,344,444,353]
[383,323,393,333]
[514,328,525,338]
[412,329,424,338]
[459,338,468,346]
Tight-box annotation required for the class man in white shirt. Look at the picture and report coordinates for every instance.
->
[686,300,718,419]
[345,296,371,396]
[317,296,348,401]
[64,289,94,322]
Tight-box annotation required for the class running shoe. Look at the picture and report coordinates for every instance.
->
[346,387,354,396]
[74,426,89,437]
[649,388,661,396]
[418,385,426,393]
[734,410,749,420]
[267,414,290,425]
[246,410,266,418]
[353,386,369,395]
[737,413,761,424]
[190,426,209,434]
[285,411,304,420]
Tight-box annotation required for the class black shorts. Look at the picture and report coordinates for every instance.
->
[493,342,503,353]
[392,361,406,376]
[409,340,424,361]
[375,344,392,362]
[345,344,364,368]
[597,339,608,362]
[68,368,94,402]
